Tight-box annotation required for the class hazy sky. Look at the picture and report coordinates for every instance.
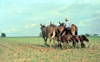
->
[0,0,100,37]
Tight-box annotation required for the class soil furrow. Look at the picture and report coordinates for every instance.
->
[0,44,14,62]
[0,42,25,52]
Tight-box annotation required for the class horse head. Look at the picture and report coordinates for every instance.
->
[40,24,46,31]
[59,22,64,26]
[50,22,56,27]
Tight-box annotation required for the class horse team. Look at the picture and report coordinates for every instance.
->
[40,22,90,49]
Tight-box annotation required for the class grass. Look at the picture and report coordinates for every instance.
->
[0,47,4,53]
[0,43,18,52]
[0,36,100,62]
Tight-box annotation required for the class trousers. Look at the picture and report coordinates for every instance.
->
[60,27,71,36]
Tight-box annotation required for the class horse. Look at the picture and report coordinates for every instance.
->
[58,22,78,35]
[57,22,79,48]
[71,24,78,35]
[40,24,48,45]
[40,23,56,47]
[57,22,65,36]
[46,22,57,47]
[48,22,60,47]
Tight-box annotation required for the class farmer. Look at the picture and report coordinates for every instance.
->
[60,18,71,36]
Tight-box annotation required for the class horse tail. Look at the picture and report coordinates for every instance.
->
[75,25,78,35]
[51,29,55,39]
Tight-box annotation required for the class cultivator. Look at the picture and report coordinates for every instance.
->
[57,35,90,48]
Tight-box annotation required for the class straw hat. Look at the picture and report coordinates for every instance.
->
[65,18,69,21]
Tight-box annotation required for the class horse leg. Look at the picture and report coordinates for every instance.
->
[49,39,52,47]
[45,37,48,45]
[53,37,55,47]
[48,33,52,47]
[43,36,46,45]
[72,42,76,47]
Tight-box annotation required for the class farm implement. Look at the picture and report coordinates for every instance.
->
[57,35,90,49]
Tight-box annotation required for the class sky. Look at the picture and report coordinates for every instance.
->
[0,0,100,37]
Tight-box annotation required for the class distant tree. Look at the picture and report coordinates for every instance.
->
[85,33,90,37]
[93,34,98,36]
[39,32,42,37]
[1,33,6,37]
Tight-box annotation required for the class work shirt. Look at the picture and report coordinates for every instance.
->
[64,21,71,28]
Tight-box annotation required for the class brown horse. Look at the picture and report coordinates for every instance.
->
[47,22,56,47]
[40,23,56,47]
[71,24,78,35]
[49,22,60,46]
[58,22,78,35]
[57,22,65,35]
[57,22,79,48]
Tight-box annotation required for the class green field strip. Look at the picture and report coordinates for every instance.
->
[0,47,4,53]
[0,43,18,52]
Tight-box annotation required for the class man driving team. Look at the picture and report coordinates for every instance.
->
[60,18,71,36]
